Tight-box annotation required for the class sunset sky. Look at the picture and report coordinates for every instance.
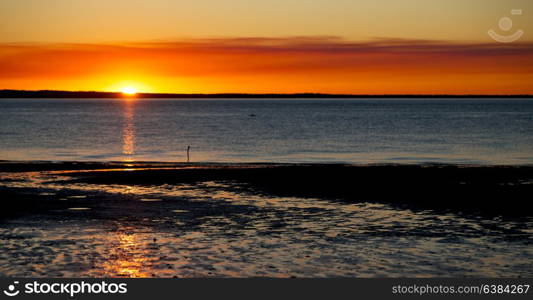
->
[1,0,532,94]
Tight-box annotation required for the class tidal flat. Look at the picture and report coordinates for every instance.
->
[0,162,532,277]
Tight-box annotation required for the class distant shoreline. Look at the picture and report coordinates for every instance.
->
[1,160,533,171]
[1,90,532,99]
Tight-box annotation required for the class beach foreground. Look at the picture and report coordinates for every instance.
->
[0,162,532,277]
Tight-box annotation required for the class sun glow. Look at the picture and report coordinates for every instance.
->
[121,87,137,95]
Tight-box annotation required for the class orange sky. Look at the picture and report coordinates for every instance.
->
[1,38,532,94]
[1,0,532,94]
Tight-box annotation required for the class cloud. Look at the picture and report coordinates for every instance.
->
[1,37,532,93]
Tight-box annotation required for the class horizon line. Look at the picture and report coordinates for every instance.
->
[0,89,532,98]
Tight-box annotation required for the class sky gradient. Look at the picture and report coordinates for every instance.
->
[1,0,532,94]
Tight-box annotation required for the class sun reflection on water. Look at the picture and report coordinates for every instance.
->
[122,102,135,159]
[101,230,150,278]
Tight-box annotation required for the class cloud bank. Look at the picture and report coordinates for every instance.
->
[1,37,532,94]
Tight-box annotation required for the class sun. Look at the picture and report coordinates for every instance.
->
[121,87,137,95]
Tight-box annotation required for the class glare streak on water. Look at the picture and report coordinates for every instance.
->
[0,98,532,164]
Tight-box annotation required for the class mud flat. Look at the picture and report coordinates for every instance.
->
[0,162,532,277]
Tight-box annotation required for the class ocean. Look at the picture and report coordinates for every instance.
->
[1,98,532,277]
[1,98,531,164]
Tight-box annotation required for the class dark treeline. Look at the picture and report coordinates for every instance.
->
[1,89,531,99]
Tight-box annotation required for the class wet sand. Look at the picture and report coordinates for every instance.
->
[0,162,532,277]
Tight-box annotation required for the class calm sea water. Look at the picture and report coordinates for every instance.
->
[0,98,532,164]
